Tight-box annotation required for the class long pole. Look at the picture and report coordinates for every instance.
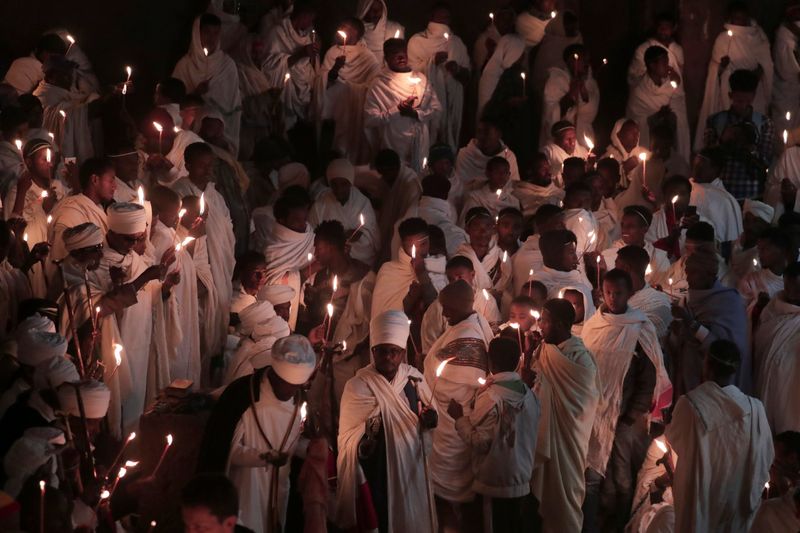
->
[411,378,436,533]
[57,263,85,376]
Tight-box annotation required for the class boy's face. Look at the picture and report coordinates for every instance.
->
[430,158,452,177]
[278,206,308,233]
[182,506,236,533]
[446,265,475,284]
[386,48,410,72]
[602,278,631,314]
[329,177,351,205]
[199,24,222,54]
[560,242,579,271]
[508,303,534,330]
[527,158,551,186]
[620,213,648,246]
[648,55,670,80]
[757,239,785,270]
[487,163,511,190]
[187,153,215,183]
[497,215,522,245]
[466,217,495,249]
[729,90,755,115]
[563,290,585,323]
[158,201,181,229]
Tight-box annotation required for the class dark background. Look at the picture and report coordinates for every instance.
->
[0,0,789,151]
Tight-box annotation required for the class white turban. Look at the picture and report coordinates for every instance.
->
[743,199,774,224]
[271,335,317,385]
[33,356,79,389]
[277,162,310,192]
[253,316,291,342]
[63,222,103,252]
[238,301,276,336]
[3,433,60,498]
[16,330,69,367]
[57,380,111,419]
[370,310,410,349]
[326,158,355,185]
[24,426,66,446]
[16,313,56,336]
[107,202,147,235]
[258,284,296,306]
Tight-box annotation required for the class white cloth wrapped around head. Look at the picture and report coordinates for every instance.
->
[326,158,355,185]
[370,310,410,349]
[742,199,774,224]
[107,202,147,235]
[63,222,103,252]
[258,284,296,306]
[270,334,317,385]
[16,313,56,336]
[33,355,79,389]
[3,429,63,498]
[16,330,69,367]
[57,380,111,419]
[238,300,276,336]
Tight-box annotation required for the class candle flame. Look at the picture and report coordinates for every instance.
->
[199,193,205,215]
[327,302,334,318]
[583,135,594,150]
[550,10,556,18]
[332,275,338,293]
[645,264,653,276]
[124,460,139,468]
[668,277,673,286]
[596,255,601,264]
[300,401,307,421]
[152,121,163,133]
[489,12,494,20]
[118,467,127,479]
[100,489,110,499]
[394,29,400,38]
[787,111,792,121]
[47,215,52,224]
[573,53,579,61]
[443,32,449,40]
[409,76,421,85]
[478,377,486,385]
[41,190,48,199]
[589,231,597,244]
[125,66,132,78]
[670,80,678,89]
[753,258,758,267]
[502,250,508,263]
[48,132,54,141]
[14,139,21,151]
[558,289,564,298]
[495,188,502,198]
[342,340,347,351]
[181,236,195,247]
[66,35,75,45]
[531,310,540,319]
[39,480,45,491]
[284,72,291,83]
[482,288,490,301]
[128,432,136,442]
[655,438,668,453]
[175,243,182,252]
[137,186,144,205]
[122,83,127,95]
[151,521,157,527]
[203,47,208,57]
[727,29,733,37]
[528,268,534,276]
[166,434,173,446]
[602,58,608,65]
[337,30,347,42]
[671,195,679,204]
[178,208,187,219]
[411,244,416,259]
[45,148,51,163]
[509,322,520,330]
[113,343,123,366]
[307,252,313,262]
[359,213,365,226]
[22,232,28,243]
[435,356,455,377]
[520,71,526,80]
[783,130,789,145]
[173,126,180,133]
[59,110,67,119]
[765,481,770,490]
[639,151,648,162]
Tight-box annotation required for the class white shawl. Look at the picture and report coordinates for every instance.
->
[476,34,526,120]
[371,247,418,320]
[689,178,743,242]
[308,187,380,267]
[454,138,520,194]
[454,240,512,293]
[515,10,552,48]
[33,81,94,164]
[356,0,405,63]
[541,141,589,188]
[533,14,583,92]
[772,23,800,128]
[390,195,466,260]
[514,180,564,219]
[533,265,597,319]
[628,285,673,340]
[511,235,543,295]
[262,221,314,329]
[540,68,599,150]
[459,181,521,226]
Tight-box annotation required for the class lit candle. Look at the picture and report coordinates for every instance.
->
[23,232,28,243]
[148,521,157,533]
[46,215,52,225]
[178,208,186,220]
[411,244,416,260]
[502,250,508,263]
[583,134,594,153]
[14,139,21,152]
[66,34,75,52]
[346,213,365,244]
[443,32,449,41]
[639,151,648,180]
[407,318,420,356]
[325,302,334,342]
[530,309,540,320]
[422,156,428,169]
[509,322,524,358]
[409,76,421,98]
[151,434,173,478]
[109,466,127,497]
[520,71,526,95]
[109,343,123,380]
[786,111,792,122]
[137,186,145,205]
[655,438,675,472]
[726,29,734,57]
[558,289,564,299]
[668,277,674,297]
[671,194,679,222]
[645,264,653,277]
[753,257,759,268]
[337,30,347,53]
[596,255,601,288]
[602,58,608,65]
[489,12,494,22]
[40,190,48,200]
[478,377,486,385]
[107,432,136,479]
[45,148,51,163]
[300,401,308,423]
[39,480,45,533]
[783,129,789,147]
[394,29,401,39]
[528,268,534,296]
[199,193,205,216]
[283,72,291,86]
[550,10,557,19]
[431,356,456,398]
[125,65,132,84]
[152,122,163,155]
[670,80,678,89]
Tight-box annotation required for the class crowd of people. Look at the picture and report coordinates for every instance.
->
[0,0,799,531]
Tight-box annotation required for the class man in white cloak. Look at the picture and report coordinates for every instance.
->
[512,203,564,295]
[356,0,405,64]
[3,34,67,95]
[534,229,596,319]
[454,116,520,197]
[197,335,316,532]
[771,5,800,128]
[665,339,773,533]
[541,120,590,187]
[614,245,673,340]
[407,4,470,149]
[476,33,526,121]
[225,300,291,385]
[515,0,556,48]
[173,14,242,155]
[689,150,743,249]
[364,38,441,172]
[143,109,204,187]
[737,228,790,310]
[336,310,437,532]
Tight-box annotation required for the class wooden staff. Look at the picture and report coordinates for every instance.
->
[83,270,98,368]
[71,383,98,485]
[56,262,85,376]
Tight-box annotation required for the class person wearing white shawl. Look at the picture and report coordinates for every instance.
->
[533,229,597,320]
[336,310,437,532]
[726,199,773,287]
[422,280,491,526]
[459,157,521,225]
[512,204,564,295]
[527,298,599,533]
[173,14,242,155]
[601,206,670,286]
[375,150,422,257]
[2,34,67,95]
[540,44,599,150]
[694,5,773,151]
[562,182,599,267]
[602,118,647,190]
[261,193,314,330]
[689,150,743,247]
[197,335,315,533]
[737,228,790,320]
[455,207,512,300]
[754,265,800,434]
[364,38,441,173]
[765,145,800,224]
[314,20,381,163]
[615,245,673,340]
[262,5,318,132]
[542,120,590,187]
[172,143,236,353]
[143,109,204,188]
[2,427,64,499]
[258,0,293,39]
[407,5,470,149]
[308,159,380,267]
[4,139,64,297]
[515,154,564,222]
[33,55,95,164]
[356,0,405,64]
[225,300,291,385]
[532,10,582,93]
[515,0,556,48]
[0,108,26,198]
[626,45,691,164]
[665,339,773,533]
[751,487,800,533]
[206,0,247,53]
[372,217,439,320]
[476,33,526,121]
[471,10,504,72]
[581,269,671,531]
[455,116,521,200]
[772,7,800,128]
[420,256,501,354]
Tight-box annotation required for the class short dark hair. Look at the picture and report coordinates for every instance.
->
[487,156,510,173]
[314,219,346,248]
[428,224,446,254]
[563,157,587,174]
[596,157,620,176]
[79,157,113,190]
[616,245,651,273]
[280,185,312,205]
[341,17,366,40]
[697,148,723,171]
[375,149,400,169]
[534,204,563,232]
[774,431,800,458]
[644,45,668,67]
[35,34,68,57]
[544,298,576,328]
[729,69,759,93]
[184,142,213,165]
[478,113,504,132]
[758,227,793,256]
[149,185,180,215]
[551,120,575,138]
[511,295,536,307]
[181,473,239,522]
[421,175,451,199]
[686,221,716,242]
[464,206,493,227]
[603,268,634,291]
[707,339,740,377]
[446,255,474,271]
[488,337,520,372]
[0,106,27,138]
[383,38,406,57]
[623,205,653,227]
[199,12,222,27]
[498,206,523,221]
[273,193,309,222]
[157,77,187,103]
[398,217,429,239]
[540,229,577,261]
[563,181,592,202]
[662,174,691,193]
[180,94,205,110]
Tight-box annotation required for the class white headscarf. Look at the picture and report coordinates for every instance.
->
[33,355,79,389]
[57,380,111,418]
[370,310,410,348]
[17,331,68,367]
[107,202,147,234]
[270,334,317,384]
[63,222,103,251]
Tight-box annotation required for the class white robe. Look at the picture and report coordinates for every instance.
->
[0,142,23,199]
[453,138,520,202]
[603,118,648,190]
[601,239,670,286]
[665,381,773,533]
[379,164,421,254]
[308,187,380,267]
[224,318,289,385]
[472,23,501,71]
[511,235,544,296]
[515,10,552,48]
[750,492,800,532]
[171,180,235,354]
[3,54,42,94]
[33,82,95,164]
[371,247,428,320]
[356,0,405,64]
[541,141,589,188]
[262,18,316,130]
[694,22,774,150]
[628,285,673,340]
[315,42,381,163]
[157,129,204,187]
[541,68,599,150]
[737,268,783,309]
[476,34,526,120]
[364,68,442,172]
[514,180,564,220]
[390,195,466,260]
[459,181,521,225]
[563,207,599,258]
[173,18,243,154]
[423,313,491,502]
[582,308,670,475]
[336,363,435,532]
[454,241,512,295]
[531,336,600,533]
[689,178,743,243]
[420,294,499,354]
[47,193,108,268]
[408,22,470,149]
[754,294,800,433]
[227,377,302,532]
[772,23,800,128]
[261,221,314,330]
[532,14,583,93]
[0,260,32,337]
[594,196,621,251]
[533,264,597,320]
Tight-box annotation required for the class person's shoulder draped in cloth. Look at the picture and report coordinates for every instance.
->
[355,0,405,64]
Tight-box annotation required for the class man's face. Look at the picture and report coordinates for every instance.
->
[329,177,351,205]
[386,48,410,72]
[441,294,472,325]
[757,239,785,270]
[497,215,522,245]
[509,303,534,330]
[557,129,577,154]
[372,344,405,380]
[446,265,474,284]
[364,0,383,24]
[527,158,552,186]
[72,244,104,271]
[314,237,335,267]
[466,217,495,249]
[108,230,146,256]
[187,153,215,183]
[566,190,592,211]
[377,163,400,184]
[603,279,630,314]
[538,308,563,343]
[26,149,53,181]
[621,214,648,246]
[430,158,452,178]
[729,9,750,26]
[158,201,181,229]
[199,24,222,54]
[560,242,579,271]
[476,122,501,153]
[242,263,268,293]
[182,506,236,533]
[278,206,308,233]
[729,90,755,115]
[648,55,670,80]
[402,233,430,258]
[655,21,675,43]
[94,170,118,203]
[563,290,584,323]
[487,163,510,190]
[292,12,316,32]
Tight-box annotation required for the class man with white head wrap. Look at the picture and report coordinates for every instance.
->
[542,120,590,187]
[3,427,63,498]
[727,199,775,287]
[224,300,291,385]
[48,221,103,303]
[259,283,296,325]
[337,310,437,532]
[308,159,380,267]
[356,0,405,63]
[32,353,79,391]
[173,14,242,154]
[198,334,316,532]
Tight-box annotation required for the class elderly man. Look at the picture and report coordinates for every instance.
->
[666,340,773,533]
[530,298,600,533]
[423,279,492,532]
[337,310,437,532]
[198,335,317,532]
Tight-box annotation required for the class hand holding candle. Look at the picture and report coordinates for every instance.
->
[151,434,173,478]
